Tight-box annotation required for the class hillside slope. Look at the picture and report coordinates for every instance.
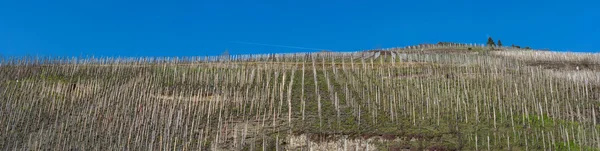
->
[1,46,600,150]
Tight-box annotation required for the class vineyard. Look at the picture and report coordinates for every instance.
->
[1,46,600,150]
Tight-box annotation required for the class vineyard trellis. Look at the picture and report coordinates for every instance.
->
[1,46,600,150]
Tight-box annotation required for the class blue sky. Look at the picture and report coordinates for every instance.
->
[0,0,598,57]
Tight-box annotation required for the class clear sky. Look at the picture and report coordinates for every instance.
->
[0,0,598,57]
